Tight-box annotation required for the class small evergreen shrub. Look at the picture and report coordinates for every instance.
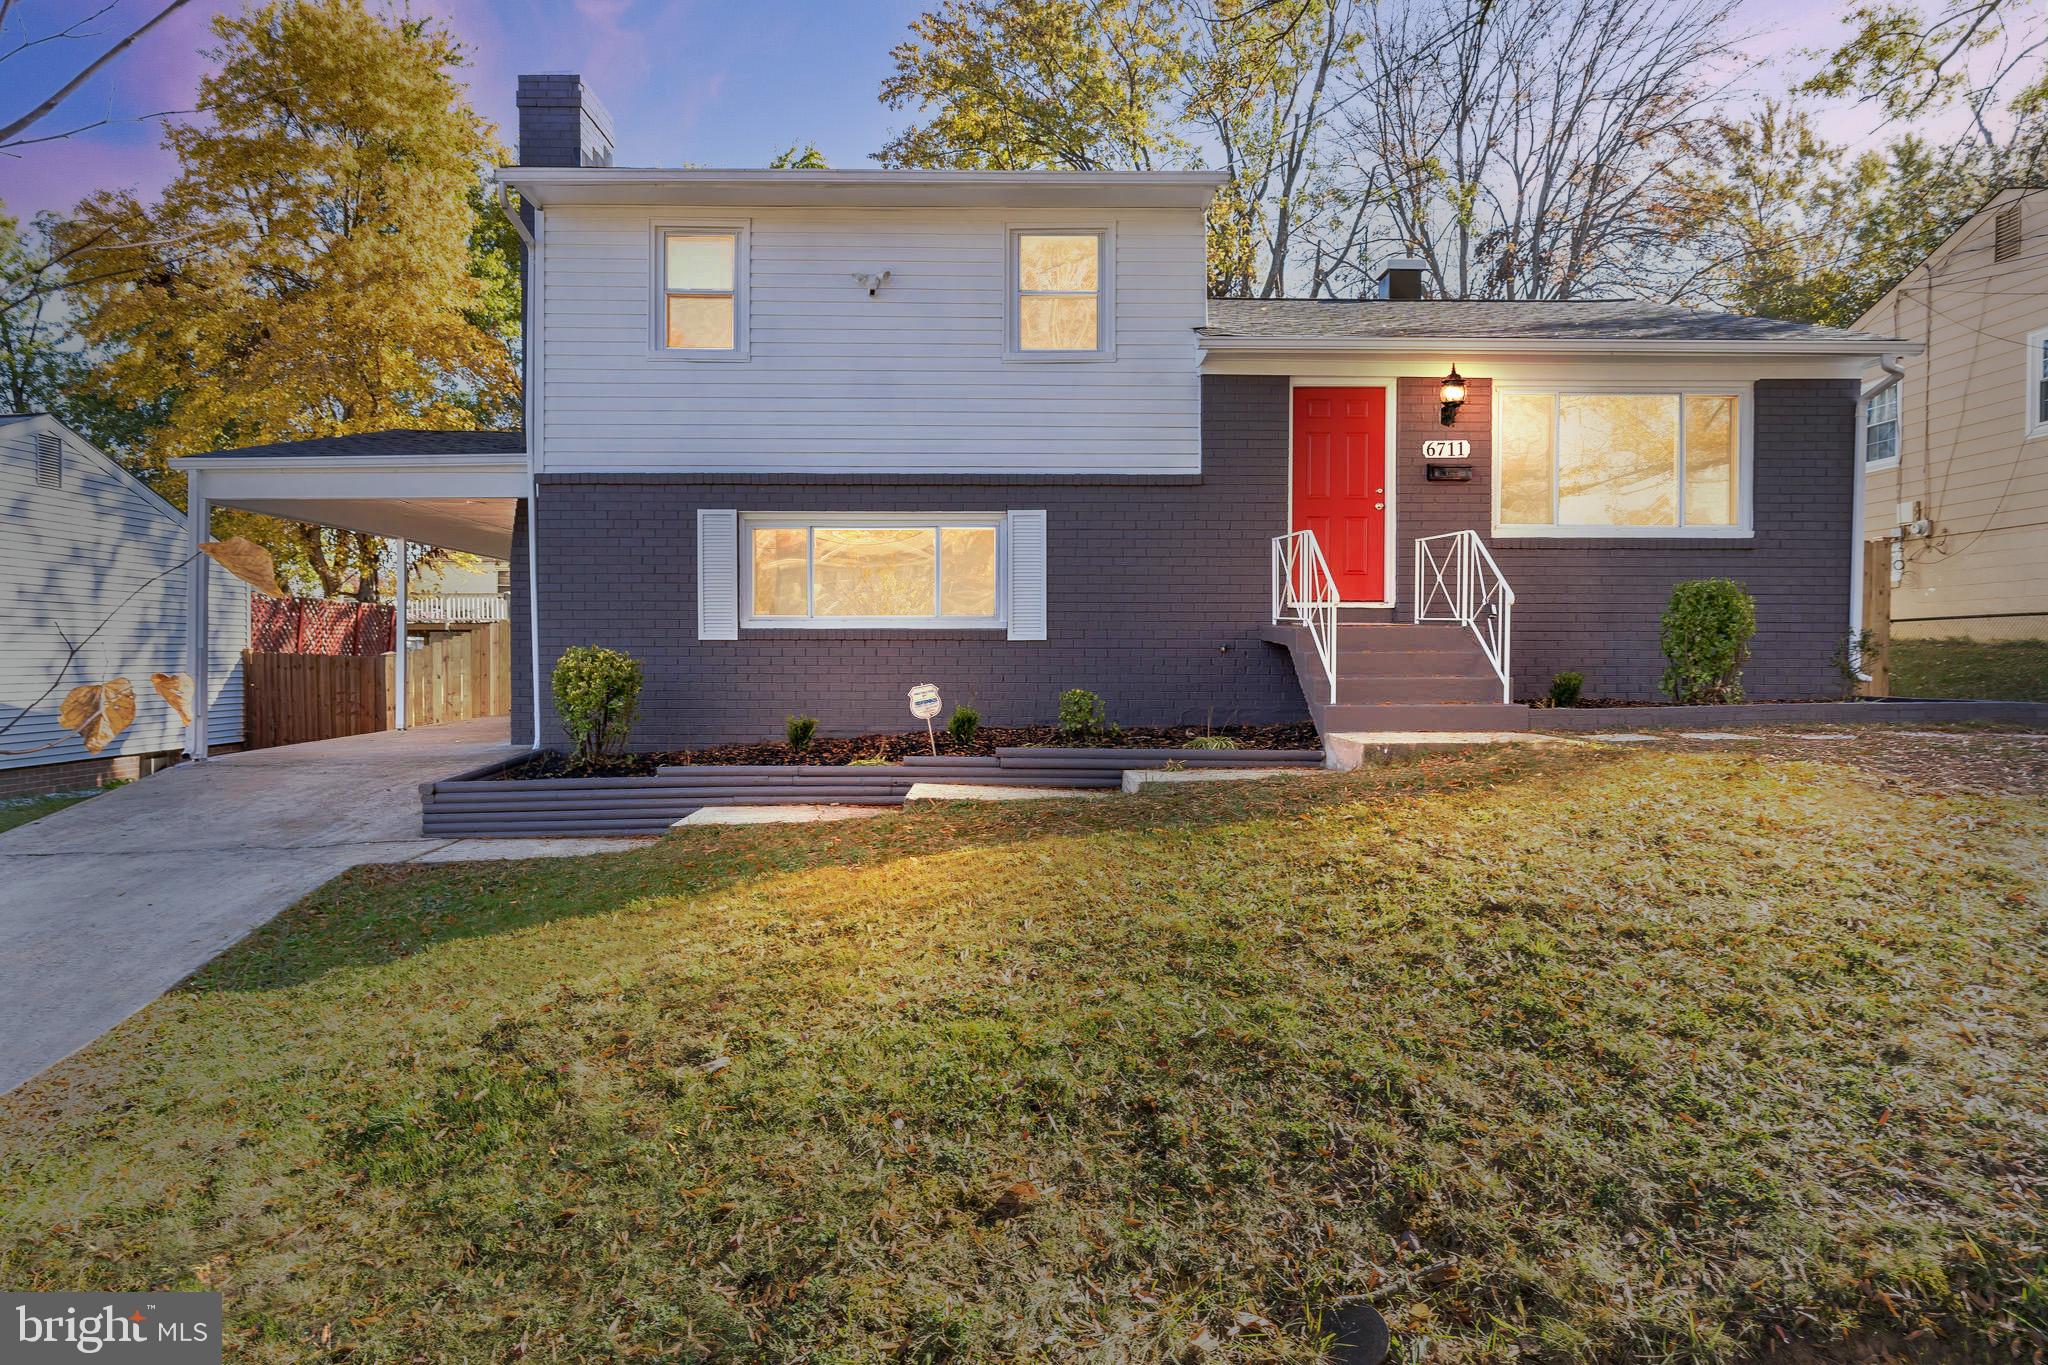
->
[1185,735,1239,750]
[1057,688,1107,737]
[551,646,643,764]
[1548,671,1584,708]
[1660,579,1757,703]
[785,714,818,750]
[947,705,981,744]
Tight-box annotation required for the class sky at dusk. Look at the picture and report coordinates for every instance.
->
[1,0,1868,224]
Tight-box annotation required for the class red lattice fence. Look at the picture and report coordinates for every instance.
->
[250,598,395,656]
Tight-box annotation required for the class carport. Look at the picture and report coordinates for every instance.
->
[170,431,531,755]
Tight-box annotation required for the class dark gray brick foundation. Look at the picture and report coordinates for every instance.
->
[509,373,1860,747]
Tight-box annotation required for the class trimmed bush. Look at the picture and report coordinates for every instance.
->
[947,705,980,744]
[1057,688,1107,737]
[1548,671,1584,708]
[551,646,643,763]
[785,714,818,750]
[1660,579,1757,703]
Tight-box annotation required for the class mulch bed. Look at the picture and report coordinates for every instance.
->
[496,722,1323,780]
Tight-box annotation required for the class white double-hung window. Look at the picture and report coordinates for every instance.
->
[742,515,1006,628]
[1865,383,1900,467]
[1495,388,1750,536]
[657,226,745,354]
[2026,324,2048,438]
[1010,229,1110,357]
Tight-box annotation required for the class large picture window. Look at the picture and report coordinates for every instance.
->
[742,515,1005,628]
[1496,389,1747,535]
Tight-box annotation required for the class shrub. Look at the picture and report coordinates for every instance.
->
[1660,579,1757,703]
[551,646,643,763]
[1548,671,1584,708]
[785,714,818,750]
[1057,688,1107,737]
[947,705,981,744]
[1185,735,1239,750]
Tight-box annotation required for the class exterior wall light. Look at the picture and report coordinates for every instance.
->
[1439,366,1466,426]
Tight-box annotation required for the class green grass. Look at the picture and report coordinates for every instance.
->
[2,745,2044,1362]
[0,790,94,835]
[1890,635,2048,702]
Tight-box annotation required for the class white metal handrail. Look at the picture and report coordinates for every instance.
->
[1272,529,1339,703]
[406,592,509,625]
[1414,530,1515,703]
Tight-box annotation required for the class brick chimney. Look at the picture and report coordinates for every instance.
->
[516,74,614,168]
[1376,256,1428,301]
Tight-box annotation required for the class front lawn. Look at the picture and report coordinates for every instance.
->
[0,790,95,835]
[2,742,2043,1362]
[1890,635,2048,702]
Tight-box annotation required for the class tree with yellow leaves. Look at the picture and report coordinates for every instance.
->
[63,0,517,598]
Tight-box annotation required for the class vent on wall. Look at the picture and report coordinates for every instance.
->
[34,432,62,489]
[1995,203,2022,262]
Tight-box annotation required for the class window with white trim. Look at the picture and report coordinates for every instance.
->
[742,514,1006,628]
[1011,230,1106,355]
[1496,389,1748,535]
[1865,384,1900,466]
[2027,325,2048,437]
[659,228,743,352]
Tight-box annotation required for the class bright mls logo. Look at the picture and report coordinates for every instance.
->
[4,1293,220,1362]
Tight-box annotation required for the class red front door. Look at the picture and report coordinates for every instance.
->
[1292,386,1388,603]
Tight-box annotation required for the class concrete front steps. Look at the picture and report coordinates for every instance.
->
[1263,623,1530,735]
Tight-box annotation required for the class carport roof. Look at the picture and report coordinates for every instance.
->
[171,429,528,559]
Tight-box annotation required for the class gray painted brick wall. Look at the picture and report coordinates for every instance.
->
[514,376,1303,750]
[509,373,1859,748]
[1393,375,1856,701]
[515,74,614,168]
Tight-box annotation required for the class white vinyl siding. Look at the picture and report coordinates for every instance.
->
[0,419,247,769]
[539,206,1204,474]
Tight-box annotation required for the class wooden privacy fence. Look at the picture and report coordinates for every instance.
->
[243,622,511,749]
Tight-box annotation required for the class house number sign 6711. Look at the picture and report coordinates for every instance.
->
[1422,439,1471,459]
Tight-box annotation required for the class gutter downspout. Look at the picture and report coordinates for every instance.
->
[498,180,546,752]
[1852,354,1909,676]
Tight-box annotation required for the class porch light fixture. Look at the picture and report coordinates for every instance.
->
[1439,365,1467,426]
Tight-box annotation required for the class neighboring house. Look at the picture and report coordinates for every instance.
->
[403,558,509,629]
[1,414,247,797]
[169,75,1913,755]
[1855,188,2048,643]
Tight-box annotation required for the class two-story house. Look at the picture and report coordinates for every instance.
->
[172,75,1914,756]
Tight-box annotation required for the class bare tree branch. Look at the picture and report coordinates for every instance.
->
[0,0,195,148]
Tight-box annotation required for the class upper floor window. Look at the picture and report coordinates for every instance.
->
[1011,229,1109,357]
[1496,388,1749,536]
[2029,325,2048,438]
[659,227,745,355]
[1865,383,1900,467]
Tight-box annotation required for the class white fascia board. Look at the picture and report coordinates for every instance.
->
[166,456,529,501]
[495,166,1227,210]
[1198,335,1926,359]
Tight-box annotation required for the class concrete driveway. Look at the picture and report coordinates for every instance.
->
[0,720,643,1093]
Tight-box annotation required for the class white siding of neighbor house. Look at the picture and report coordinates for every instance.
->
[537,204,1207,474]
[0,418,247,771]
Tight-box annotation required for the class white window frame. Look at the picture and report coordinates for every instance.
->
[1864,382,1901,470]
[1492,383,1754,539]
[739,511,1010,630]
[1004,226,1115,362]
[2025,324,2048,439]
[650,220,750,360]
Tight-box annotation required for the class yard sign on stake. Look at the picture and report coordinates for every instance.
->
[908,683,942,755]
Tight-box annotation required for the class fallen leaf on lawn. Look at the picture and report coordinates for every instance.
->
[701,1056,731,1076]
[1189,1327,1221,1353]
[990,1180,1041,1218]
[60,678,136,753]
[199,536,286,597]
[151,672,195,725]
[1232,1310,1277,1335]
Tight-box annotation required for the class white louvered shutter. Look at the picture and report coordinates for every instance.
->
[697,509,739,640]
[1006,509,1047,641]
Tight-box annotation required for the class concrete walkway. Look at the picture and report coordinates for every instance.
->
[0,720,645,1093]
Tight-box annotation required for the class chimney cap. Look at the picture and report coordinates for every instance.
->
[1376,255,1428,301]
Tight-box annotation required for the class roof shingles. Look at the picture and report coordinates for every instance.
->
[1200,298,1893,344]
[194,429,525,460]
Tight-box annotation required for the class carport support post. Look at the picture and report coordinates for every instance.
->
[184,472,209,762]
[393,539,408,731]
